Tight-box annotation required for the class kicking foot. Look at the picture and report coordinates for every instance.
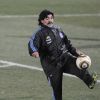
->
[88,72,97,89]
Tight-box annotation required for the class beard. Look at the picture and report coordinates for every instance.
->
[47,22,54,27]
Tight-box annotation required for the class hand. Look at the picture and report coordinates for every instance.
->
[79,54,86,57]
[32,52,39,58]
[76,50,86,57]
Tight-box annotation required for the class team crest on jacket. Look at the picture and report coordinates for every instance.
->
[46,36,52,44]
[59,32,64,38]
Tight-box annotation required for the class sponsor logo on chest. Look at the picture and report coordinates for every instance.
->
[46,36,52,44]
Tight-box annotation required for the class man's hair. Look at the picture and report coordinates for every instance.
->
[38,9,54,26]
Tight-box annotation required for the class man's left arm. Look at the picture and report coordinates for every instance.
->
[63,35,85,57]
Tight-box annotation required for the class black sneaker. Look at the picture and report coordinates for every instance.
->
[88,72,97,89]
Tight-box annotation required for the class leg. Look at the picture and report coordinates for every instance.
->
[63,57,96,88]
[48,67,63,100]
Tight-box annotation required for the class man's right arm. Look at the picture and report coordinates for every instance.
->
[28,34,39,58]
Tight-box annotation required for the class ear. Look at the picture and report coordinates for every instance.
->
[41,20,44,24]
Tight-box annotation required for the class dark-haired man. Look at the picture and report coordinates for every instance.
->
[28,10,97,100]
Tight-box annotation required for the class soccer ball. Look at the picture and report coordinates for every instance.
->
[76,55,91,69]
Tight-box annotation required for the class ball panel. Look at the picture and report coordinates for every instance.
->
[76,55,91,69]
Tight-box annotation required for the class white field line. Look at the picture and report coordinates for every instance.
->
[0,60,43,71]
[0,60,100,83]
[0,13,100,18]
[0,64,14,68]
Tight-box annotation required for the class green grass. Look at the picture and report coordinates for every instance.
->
[0,0,100,14]
[0,0,100,100]
[0,67,99,100]
[56,16,100,28]
[0,67,50,100]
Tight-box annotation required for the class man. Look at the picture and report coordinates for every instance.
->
[28,10,97,100]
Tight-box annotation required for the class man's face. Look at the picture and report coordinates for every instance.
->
[41,14,54,26]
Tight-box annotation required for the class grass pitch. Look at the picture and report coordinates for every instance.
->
[0,0,100,100]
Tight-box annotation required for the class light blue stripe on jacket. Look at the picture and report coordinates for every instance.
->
[48,77,56,100]
[29,27,42,52]
[29,34,37,52]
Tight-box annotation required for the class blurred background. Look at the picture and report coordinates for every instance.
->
[0,0,100,100]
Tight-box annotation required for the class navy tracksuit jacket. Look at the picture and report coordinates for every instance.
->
[28,25,93,100]
[28,25,79,76]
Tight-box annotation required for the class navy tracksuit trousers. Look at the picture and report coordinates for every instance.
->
[47,55,93,100]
